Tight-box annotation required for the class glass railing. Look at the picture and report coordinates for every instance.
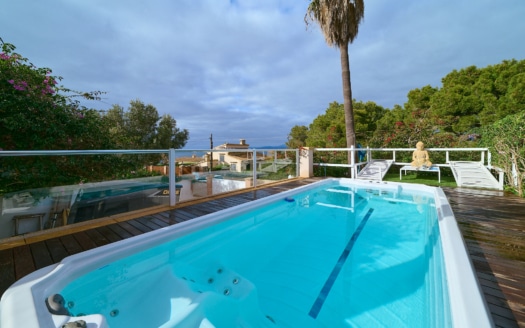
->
[0,148,298,241]
[0,146,505,242]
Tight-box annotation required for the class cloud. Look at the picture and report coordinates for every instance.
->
[2,0,525,148]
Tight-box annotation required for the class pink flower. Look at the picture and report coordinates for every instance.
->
[8,80,28,91]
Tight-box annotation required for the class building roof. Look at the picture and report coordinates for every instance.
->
[176,156,204,164]
[214,139,249,150]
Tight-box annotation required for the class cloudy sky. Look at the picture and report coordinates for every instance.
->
[2,0,524,149]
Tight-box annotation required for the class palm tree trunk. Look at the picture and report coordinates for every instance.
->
[340,43,356,171]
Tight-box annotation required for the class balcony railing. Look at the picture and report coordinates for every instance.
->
[0,148,298,241]
[0,146,506,242]
[311,146,494,178]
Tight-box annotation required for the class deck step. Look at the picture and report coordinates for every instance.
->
[449,161,502,190]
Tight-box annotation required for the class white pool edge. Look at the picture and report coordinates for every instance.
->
[434,188,494,328]
[0,179,494,327]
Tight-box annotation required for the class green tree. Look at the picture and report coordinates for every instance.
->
[301,101,385,148]
[306,102,347,147]
[430,66,484,133]
[103,102,189,151]
[156,114,189,149]
[1,40,107,151]
[125,100,160,149]
[103,104,129,149]
[429,59,525,135]
[498,71,525,117]
[404,85,438,111]
[0,39,117,193]
[353,100,387,144]
[102,101,189,165]
[286,125,309,148]
[370,105,413,148]
[305,0,365,160]
[480,112,525,196]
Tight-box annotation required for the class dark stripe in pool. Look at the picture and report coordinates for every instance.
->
[308,208,374,319]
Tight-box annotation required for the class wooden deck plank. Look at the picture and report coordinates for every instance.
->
[84,228,112,247]
[0,249,14,295]
[13,245,35,280]
[59,234,84,256]
[106,223,135,240]
[154,211,187,224]
[144,215,171,228]
[134,216,166,230]
[45,238,69,263]
[148,212,176,226]
[125,218,155,233]
[443,187,525,328]
[95,225,124,244]
[29,242,54,270]
[116,220,148,237]
[71,231,98,251]
[167,208,199,221]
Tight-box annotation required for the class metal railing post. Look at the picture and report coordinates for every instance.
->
[350,146,355,179]
[296,149,300,177]
[169,148,176,206]
[252,149,257,188]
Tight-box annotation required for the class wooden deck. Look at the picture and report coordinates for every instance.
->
[1,179,524,327]
[442,187,525,328]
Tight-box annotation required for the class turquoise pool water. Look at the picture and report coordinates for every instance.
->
[59,182,451,327]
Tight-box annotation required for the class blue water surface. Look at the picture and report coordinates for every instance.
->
[60,182,451,327]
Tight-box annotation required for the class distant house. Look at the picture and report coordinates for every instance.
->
[176,154,205,166]
[147,154,206,175]
[207,139,266,172]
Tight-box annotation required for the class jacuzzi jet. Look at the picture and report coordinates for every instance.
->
[61,319,87,328]
[232,278,239,284]
[223,288,231,296]
[67,301,75,309]
[208,278,214,284]
[110,309,119,317]
[45,294,70,315]
[217,268,223,274]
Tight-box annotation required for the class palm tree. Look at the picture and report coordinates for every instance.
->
[305,0,365,162]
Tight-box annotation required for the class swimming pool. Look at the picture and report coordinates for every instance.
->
[0,179,492,327]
